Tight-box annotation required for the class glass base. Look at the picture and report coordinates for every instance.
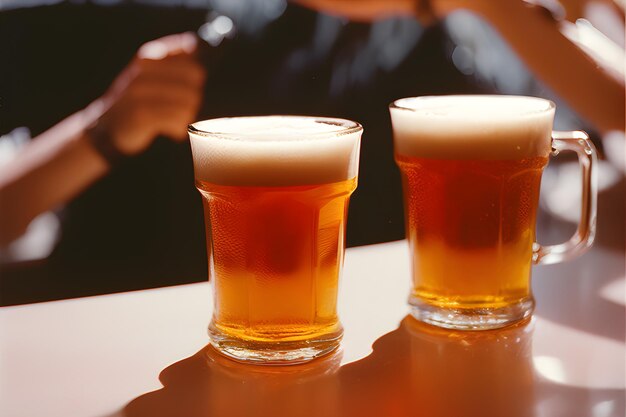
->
[409,296,535,330]
[208,325,342,365]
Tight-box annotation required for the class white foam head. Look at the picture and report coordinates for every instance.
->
[188,116,362,186]
[390,95,555,160]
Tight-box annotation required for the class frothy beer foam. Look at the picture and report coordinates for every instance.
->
[390,95,555,160]
[188,116,362,186]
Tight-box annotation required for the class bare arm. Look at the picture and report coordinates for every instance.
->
[0,33,206,247]
[0,104,110,247]
[442,0,625,133]
[294,0,625,133]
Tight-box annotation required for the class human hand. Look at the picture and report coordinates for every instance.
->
[92,32,206,156]
[291,0,417,22]
[291,0,466,23]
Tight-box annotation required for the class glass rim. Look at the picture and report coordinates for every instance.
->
[389,94,556,114]
[188,115,363,140]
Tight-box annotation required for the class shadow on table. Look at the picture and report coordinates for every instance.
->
[533,179,626,343]
[114,316,624,417]
[533,245,625,343]
[119,344,343,417]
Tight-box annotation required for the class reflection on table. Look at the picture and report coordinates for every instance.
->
[1,200,624,417]
[120,315,623,417]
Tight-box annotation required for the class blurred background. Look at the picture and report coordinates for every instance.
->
[0,0,623,305]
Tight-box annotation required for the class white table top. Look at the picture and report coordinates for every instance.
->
[1,239,624,417]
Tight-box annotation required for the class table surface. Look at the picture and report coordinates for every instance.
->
[1,236,624,417]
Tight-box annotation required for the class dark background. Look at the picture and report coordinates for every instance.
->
[0,1,572,305]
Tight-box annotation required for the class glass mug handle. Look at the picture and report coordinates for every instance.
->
[533,131,598,265]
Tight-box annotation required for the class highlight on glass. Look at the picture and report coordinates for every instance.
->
[390,95,597,330]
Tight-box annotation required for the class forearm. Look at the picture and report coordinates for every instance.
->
[449,0,624,133]
[0,105,109,246]
[0,33,205,247]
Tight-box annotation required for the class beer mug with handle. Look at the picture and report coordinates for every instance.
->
[390,95,597,330]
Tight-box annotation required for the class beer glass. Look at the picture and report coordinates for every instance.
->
[188,116,362,363]
[389,95,597,330]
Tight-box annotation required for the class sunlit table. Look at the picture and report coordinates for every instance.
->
[1,237,624,417]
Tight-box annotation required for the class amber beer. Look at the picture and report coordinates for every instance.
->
[390,96,555,329]
[188,116,362,363]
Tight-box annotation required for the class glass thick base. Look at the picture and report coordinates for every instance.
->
[208,324,342,365]
[409,296,535,330]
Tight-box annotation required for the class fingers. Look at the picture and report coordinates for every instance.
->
[113,91,201,143]
[160,100,201,138]
[125,73,204,140]
[133,32,206,90]
[106,52,206,106]
[97,33,207,155]
[101,95,197,154]
[133,57,206,89]
[139,101,199,140]
[128,76,204,105]
[145,90,202,125]
[137,32,199,60]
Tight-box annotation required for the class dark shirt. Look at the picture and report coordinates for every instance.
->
[1,2,480,298]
